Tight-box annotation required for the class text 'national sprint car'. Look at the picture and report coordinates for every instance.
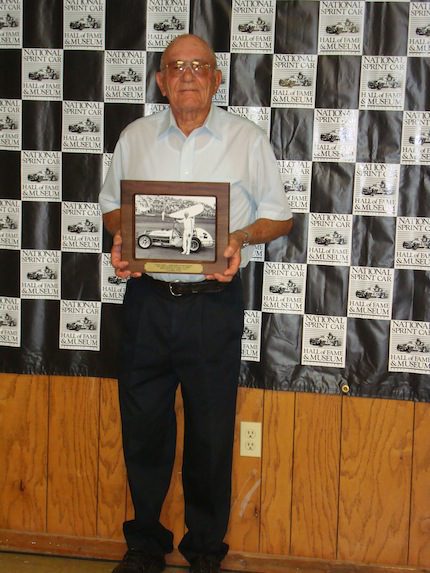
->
[137,224,213,254]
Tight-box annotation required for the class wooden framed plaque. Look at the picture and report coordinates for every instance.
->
[121,180,230,275]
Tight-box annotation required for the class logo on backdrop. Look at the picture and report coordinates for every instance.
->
[389,320,430,375]
[213,53,230,107]
[318,0,364,55]
[359,56,407,111]
[307,213,353,267]
[62,100,103,153]
[20,250,61,300]
[227,106,271,138]
[146,0,190,51]
[347,266,394,320]
[353,162,399,217]
[401,111,430,165]
[250,243,265,263]
[262,262,307,315]
[0,297,20,348]
[102,153,112,183]
[302,314,347,368]
[0,99,21,151]
[0,199,20,250]
[63,0,105,50]
[60,300,101,351]
[241,310,262,362]
[395,217,430,270]
[21,151,62,202]
[22,49,63,101]
[101,253,127,304]
[408,2,430,57]
[61,201,102,253]
[313,108,358,163]
[104,51,146,104]
[0,0,21,48]
[230,0,275,54]
[271,55,317,109]
[278,160,311,214]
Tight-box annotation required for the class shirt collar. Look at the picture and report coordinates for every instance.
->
[157,105,222,141]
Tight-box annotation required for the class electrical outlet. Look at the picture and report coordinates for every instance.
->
[240,421,262,458]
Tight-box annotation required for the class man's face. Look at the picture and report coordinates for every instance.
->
[156,36,222,118]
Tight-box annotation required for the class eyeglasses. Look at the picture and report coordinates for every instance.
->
[162,60,214,76]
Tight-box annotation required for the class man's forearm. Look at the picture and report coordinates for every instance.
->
[232,217,293,246]
[103,209,121,236]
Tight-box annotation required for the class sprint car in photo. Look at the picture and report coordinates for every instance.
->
[0,13,18,28]
[0,313,16,327]
[325,19,358,34]
[153,16,184,31]
[416,23,430,36]
[27,168,58,182]
[309,332,340,347]
[27,266,57,281]
[67,220,98,233]
[408,131,430,145]
[284,178,306,193]
[397,339,430,353]
[66,317,96,331]
[0,216,17,230]
[402,235,430,250]
[269,280,300,294]
[355,285,387,299]
[238,18,270,33]
[107,275,127,285]
[361,181,393,196]
[70,15,100,30]
[242,326,257,341]
[28,67,59,81]
[68,119,98,133]
[278,73,311,88]
[137,222,213,254]
[367,75,400,90]
[0,116,17,130]
[111,68,142,83]
[314,231,346,246]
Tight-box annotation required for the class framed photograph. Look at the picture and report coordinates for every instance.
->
[121,180,230,275]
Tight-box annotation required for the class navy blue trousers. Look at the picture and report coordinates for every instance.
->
[118,273,244,563]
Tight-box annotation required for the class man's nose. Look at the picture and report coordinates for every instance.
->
[182,64,195,78]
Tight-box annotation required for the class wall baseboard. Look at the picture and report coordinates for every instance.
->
[0,530,428,573]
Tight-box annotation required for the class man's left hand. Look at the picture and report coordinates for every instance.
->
[205,233,242,283]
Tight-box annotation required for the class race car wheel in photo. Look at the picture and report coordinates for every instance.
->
[189,238,201,253]
[137,234,152,249]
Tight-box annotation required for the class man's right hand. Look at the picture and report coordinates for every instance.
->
[111,230,142,279]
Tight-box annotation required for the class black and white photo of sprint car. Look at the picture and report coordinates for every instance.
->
[416,23,430,36]
[67,219,99,233]
[397,338,430,353]
[27,168,58,182]
[409,130,430,145]
[269,280,300,294]
[28,66,59,81]
[0,313,17,327]
[0,13,18,28]
[69,14,100,30]
[355,284,388,299]
[0,116,17,130]
[0,216,17,230]
[107,275,127,285]
[68,119,98,133]
[367,74,400,90]
[284,178,306,193]
[315,231,346,246]
[320,128,349,143]
[402,235,430,250]
[279,73,311,88]
[238,18,270,33]
[153,16,184,31]
[361,181,393,196]
[325,19,359,34]
[309,332,341,347]
[111,68,142,83]
[66,317,96,331]
[242,326,257,341]
[27,266,57,281]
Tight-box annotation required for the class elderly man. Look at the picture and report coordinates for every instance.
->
[100,34,293,573]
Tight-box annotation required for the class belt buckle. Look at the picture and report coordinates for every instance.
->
[169,281,183,297]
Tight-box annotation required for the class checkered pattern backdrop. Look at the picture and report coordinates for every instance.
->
[0,0,429,400]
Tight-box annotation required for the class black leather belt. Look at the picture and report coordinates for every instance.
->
[145,275,226,297]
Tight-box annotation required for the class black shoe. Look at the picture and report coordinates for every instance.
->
[189,555,221,573]
[112,550,165,573]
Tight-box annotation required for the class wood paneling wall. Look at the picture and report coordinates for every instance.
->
[0,373,429,571]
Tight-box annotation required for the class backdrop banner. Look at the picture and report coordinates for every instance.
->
[0,0,429,401]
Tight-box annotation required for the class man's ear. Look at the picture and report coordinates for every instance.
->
[156,71,166,96]
[213,69,222,95]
